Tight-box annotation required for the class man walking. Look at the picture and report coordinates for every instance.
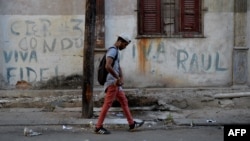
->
[95,34,144,134]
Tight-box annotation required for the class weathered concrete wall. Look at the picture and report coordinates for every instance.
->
[0,0,85,15]
[0,0,248,89]
[0,0,85,89]
[103,0,234,88]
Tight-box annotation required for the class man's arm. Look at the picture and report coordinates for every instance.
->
[105,57,122,86]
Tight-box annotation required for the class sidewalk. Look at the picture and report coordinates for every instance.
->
[1,107,250,129]
[1,88,250,129]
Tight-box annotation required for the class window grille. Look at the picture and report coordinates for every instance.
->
[138,0,203,38]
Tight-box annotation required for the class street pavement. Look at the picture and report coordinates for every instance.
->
[1,89,250,140]
[0,107,250,141]
[0,125,224,141]
[0,107,250,128]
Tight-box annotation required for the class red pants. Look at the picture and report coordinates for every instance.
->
[96,85,134,128]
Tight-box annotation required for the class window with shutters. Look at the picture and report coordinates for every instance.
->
[138,0,203,38]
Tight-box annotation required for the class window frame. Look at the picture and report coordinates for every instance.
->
[137,0,204,38]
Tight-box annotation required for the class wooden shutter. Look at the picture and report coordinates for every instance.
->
[139,0,161,34]
[180,0,201,32]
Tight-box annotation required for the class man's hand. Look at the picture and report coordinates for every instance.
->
[115,77,124,86]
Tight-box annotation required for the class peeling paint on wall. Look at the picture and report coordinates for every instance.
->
[122,37,231,88]
[0,15,84,88]
[136,39,167,74]
[137,39,150,74]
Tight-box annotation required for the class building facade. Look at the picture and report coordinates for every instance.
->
[0,0,249,89]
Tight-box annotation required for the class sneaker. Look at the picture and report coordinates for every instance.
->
[129,120,145,131]
[95,127,111,134]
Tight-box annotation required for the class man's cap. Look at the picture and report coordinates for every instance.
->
[118,33,131,43]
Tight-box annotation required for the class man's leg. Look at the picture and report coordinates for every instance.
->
[116,89,145,131]
[96,85,118,128]
[116,89,134,125]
